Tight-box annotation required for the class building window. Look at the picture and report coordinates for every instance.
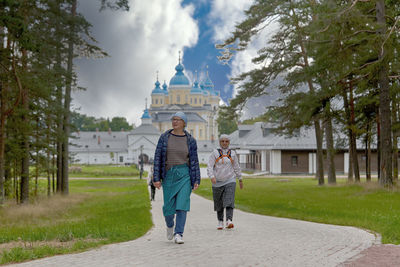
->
[106,145,110,148]
[160,99,163,104]
[291,156,298,167]
[155,99,158,104]
[199,98,202,104]
[119,156,124,163]
[190,129,193,135]
[152,99,154,104]
[177,95,180,103]
[194,98,197,104]
[200,129,202,137]
[190,98,192,104]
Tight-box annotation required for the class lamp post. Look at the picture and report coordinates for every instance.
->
[139,145,144,179]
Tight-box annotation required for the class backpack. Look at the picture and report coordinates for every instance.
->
[214,149,233,166]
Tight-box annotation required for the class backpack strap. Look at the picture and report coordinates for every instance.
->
[215,149,234,165]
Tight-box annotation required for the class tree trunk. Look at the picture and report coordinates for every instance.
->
[34,117,39,197]
[14,159,18,203]
[19,45,30,204]
[0,87,5,204]
[325,104,336,184]
[0,26,7,204]
[55,0,63,193]
[377,111,381,180]
[376,0,393,186]
[348,148,353,181]
[392,99,398,182]
[20,89,30,204]
[349,82,360,182]
[341,83,353,182]
[52,152,56,193]
[47,116,51,197]
[4,156,11,197]
[61,0,77,195]
[293,8,324,185]
[365,121,372,182]
[314,120,324,185]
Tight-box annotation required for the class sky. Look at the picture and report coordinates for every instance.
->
[74,0,267,126]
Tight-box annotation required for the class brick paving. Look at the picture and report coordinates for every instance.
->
[9,185,378,267]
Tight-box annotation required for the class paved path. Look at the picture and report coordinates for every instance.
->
[10,189,378,267]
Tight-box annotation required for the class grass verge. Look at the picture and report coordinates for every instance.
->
[195,177,400,244]
[69,164,148,178]
[0,179,152,265]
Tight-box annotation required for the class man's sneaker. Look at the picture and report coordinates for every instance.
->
[217,221,224,230]
[166,227,174,240]
[174,234,184,244]
[226,219,234,229]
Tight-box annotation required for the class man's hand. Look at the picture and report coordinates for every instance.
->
[193,183,199,190]
[154,181,161,189]
[211,178,216,184]
[239,180,243,189]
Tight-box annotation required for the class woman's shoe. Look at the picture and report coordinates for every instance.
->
[226,219,234,229]
[174,234,184,244]
[166,227,174,240]
[217,221,224,230]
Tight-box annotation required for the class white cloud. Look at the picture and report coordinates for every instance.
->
[208,0,254,42]
[73,0,198,126]
[208,0,280,120]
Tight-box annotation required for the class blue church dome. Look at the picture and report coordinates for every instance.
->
[141,108,151,119]
[201,71,214,90]
[162,81,169,95]
[169,61,190,86]
[191,81,203,94]
[191,72,202,94]
[151,79,164,95]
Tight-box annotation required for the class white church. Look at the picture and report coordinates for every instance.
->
[70,58,220,165]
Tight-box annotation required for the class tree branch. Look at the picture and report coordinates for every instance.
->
[381,16,400,57]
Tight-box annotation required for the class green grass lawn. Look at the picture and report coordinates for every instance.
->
[196,177,400,244]
[69,164,148,178]
[0,179,152,265]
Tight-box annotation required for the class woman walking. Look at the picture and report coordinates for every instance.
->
[153,111,200,244]
[207,134,242,230]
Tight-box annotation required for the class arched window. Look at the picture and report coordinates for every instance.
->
[194,98,197,104]
[155,99,158,104]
